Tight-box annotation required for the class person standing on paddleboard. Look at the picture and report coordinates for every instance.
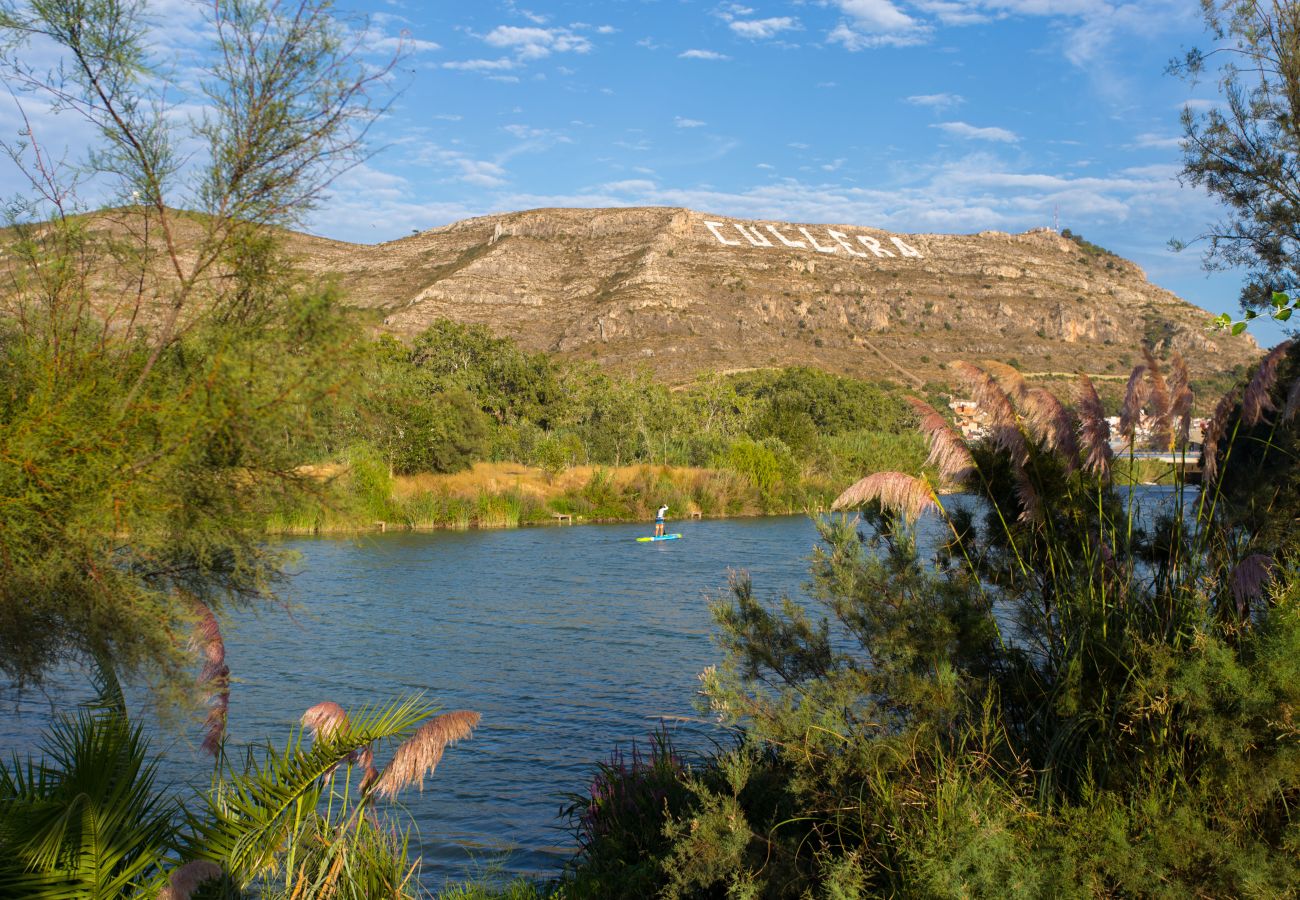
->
[655,504,668,537]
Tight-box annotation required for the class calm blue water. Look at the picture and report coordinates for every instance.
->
[0,491,1188,889]
[0,515,842,887]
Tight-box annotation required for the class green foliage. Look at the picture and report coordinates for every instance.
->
[1174,3,1300,318]
[566,357,1300,897]
[1211,341,1300,553]
[1059,228,1117,259]
[0,0,393,695]
[0,689,455,899]
[562,729,696,898]
[0,705,175,897]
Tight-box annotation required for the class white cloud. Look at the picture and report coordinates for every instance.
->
[443,58,516,72]
[453,158,508,188]
[933,121,1020,142]
[906,92,965,110]
[601,179,658,193]
[679,49,731,60]
[1133,132,1182,150]
[835,0,918,31]
[729,16,800,39]
[675,117,707,128]
[483,25,593,61]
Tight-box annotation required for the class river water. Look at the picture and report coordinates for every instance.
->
[0,515,849,887]
[0,490,1190,889]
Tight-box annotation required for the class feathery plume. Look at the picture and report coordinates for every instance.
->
[950,361,1041,520]
[1229,554,1275,616]
[1200,387,1240,486]
[907,397,974,484]
[1242,340,1294,426]
[1172,384,1194,448]
[1284,375,1300,423]
[981,359,1030,404]
[1117,364,1149,442]
[356,744,379,792]
[372,711,481,798]
[832,471,938,523]
[189,600,229,758]
[1143,349,1174,451]
[1168,352,1194,439]
[1167,351,1191,399]
[158,860,223,900]
[950,361,1027,463]
[1075,375,1113,478]
[1023,387,1079,468]
[302,702,349,740]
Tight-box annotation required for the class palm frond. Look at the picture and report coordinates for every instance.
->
[0,707,175,898]
[189,694,437,885]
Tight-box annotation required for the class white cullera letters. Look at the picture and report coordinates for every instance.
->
[799,227,838,254]
[702,218,925,262]
[704,221,742,246]
[765,224,806,248]
[890,236,924,258]
[827,229,867,258]
[856,235,895,258]
[734,224,773,247]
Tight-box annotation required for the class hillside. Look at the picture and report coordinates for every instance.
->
[4,206,1258,386]
[287,207,1256,385]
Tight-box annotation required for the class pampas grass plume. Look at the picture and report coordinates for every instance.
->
[832,471,937,523]
[1075,375,1113,477]
[158,860,223,900]
[1118,364,1149,441]
[302,701,349,740]
[1024,387,1078,466]
[1200,387,1239,487]
[981,359,1030,404]
[372,710,481,799]
[1142,349,1174,450]
[1285,375,1300,423]
[189,600,229,757]
[950,361,1027,464]
[1242,340,1294,426]
[1230,554,1275,615]
[907,397,974,483]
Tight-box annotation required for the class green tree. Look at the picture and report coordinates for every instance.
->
[1175,0,1300,321]
[0,0,394,694]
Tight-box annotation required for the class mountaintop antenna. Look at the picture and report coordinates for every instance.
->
[1053,204,1060,232]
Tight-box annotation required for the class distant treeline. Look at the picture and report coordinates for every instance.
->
[284,320,932,527]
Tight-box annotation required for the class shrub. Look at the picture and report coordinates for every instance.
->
[569,350,1300,896]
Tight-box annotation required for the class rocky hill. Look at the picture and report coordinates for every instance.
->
[288,206,1255,386]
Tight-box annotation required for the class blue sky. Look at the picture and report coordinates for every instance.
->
[320,0,1284,340]
[1,0,1285,342]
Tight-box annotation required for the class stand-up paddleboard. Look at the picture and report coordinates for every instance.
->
[637,534,683,542]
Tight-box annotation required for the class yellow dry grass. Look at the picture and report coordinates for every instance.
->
[392,461,713,503]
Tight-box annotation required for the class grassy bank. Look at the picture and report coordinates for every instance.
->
[266,459,851,534]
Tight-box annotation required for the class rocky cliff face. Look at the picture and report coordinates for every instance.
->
[293,206,1256,385]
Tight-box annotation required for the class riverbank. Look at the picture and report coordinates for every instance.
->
[265,460,842,534]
